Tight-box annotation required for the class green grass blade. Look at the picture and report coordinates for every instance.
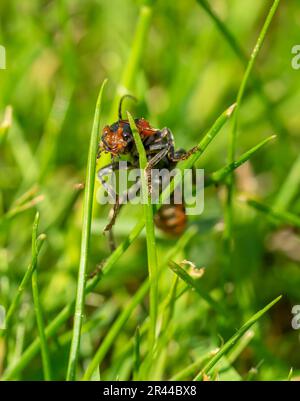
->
[195,0,287,138]
[0,195,44,230]
[0,106,12,145]
[287,367,293,381]
[196,0,245,60]
[82,227,196,381]
[196,0,284,77]
[133,326,141,380]
[226,330,254,365]
[31,212,52,380]
[3,103,234,378]
[1,234,46,336]
[2,221,143,379]
[226,0,281,241]
[230,0,281,158]
[168,261,227,316]
[186,104,236,169]
[98,2,154,176]
[160,103,236,204]
[66,79,107,381]
[210,135,276,183]
[170,351,214,381]
[193,295,282,380]
[160,275,179,333]
[82,281,149,380]
[273,154,300,211]
[128,111,158,355]
[2,303,74,380]
[99,228,198,371]
[8,120,39,185]
[109,4,153,121]
[149,275,179,380]
[37,87,73,181]
[246,198,300,229]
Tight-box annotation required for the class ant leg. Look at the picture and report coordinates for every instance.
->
[98,162,119,251]
[106,171,141,226]
[104,175,141,251]
[103,194,120,233]
[146,147,168,169]
[98,161,133,251]
[145,148,169,193]
[161,127,199,162]
[146,142,168,155]
[88,260,105,279]
[171,145,199,162]
[104,195,120,251]
[107,229,116,252]
[97,160,134,207]
[97,162,119,200]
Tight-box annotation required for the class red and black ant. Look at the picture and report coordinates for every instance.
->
[97,95,198,250]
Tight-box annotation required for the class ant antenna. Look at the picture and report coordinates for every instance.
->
[118,94,137,120]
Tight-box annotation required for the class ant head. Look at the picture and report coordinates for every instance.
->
[99,95,137,156]
[100,121,133,156]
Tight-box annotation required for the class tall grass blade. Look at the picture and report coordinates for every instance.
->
[82,227,196,381]
[193,295,282,380]
[82,280,149,380]
[225,0,281,242]
[31,212,52,380]
[196,0,287,139]
[66,79,107,381]
[133,326,141,380]
[210,135,276,183]
[128,112,158,356]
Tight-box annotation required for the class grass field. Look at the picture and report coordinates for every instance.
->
[0,0,300,381]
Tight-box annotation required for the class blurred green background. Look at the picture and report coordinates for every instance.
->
[0,0,300,380]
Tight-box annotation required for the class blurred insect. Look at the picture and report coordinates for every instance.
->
[97,95,198,250]
[154,200,187,237]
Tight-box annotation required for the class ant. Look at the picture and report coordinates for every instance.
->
[97,95,198,250]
